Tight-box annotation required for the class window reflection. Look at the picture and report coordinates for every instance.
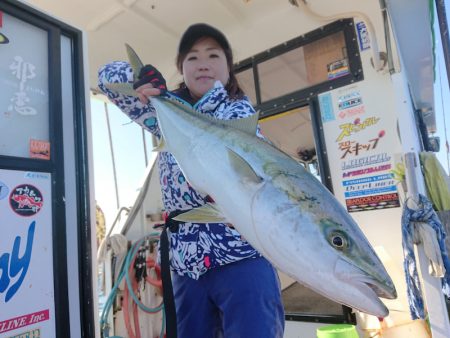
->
[255,31,348,103]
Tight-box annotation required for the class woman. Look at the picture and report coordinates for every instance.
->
[98,23,284,338]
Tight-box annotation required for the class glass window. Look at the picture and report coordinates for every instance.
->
[0,13,49,158]
[259,106,321,180]
[235,67,257,105]
[257,31,348,102]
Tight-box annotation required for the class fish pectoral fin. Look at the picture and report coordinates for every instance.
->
[104,82,140,97]
[152,136,167,152]
[227,148,263,185]
[125,43,144,81]
[172,203,228,223]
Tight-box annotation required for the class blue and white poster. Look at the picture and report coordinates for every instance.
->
[0,169,55,338]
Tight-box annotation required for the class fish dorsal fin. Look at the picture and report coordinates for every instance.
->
[220,111,260,136]
[125,43,144,81]
[156,96,260,136]
[172,203,228,223]
[227,147,263,185]
[104,82,139,97]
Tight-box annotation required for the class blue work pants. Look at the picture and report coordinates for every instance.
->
[172,256,285,338]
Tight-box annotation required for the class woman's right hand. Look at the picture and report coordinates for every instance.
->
[133,64,167,104]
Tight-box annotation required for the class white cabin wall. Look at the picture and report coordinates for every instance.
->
[315,2,421,329]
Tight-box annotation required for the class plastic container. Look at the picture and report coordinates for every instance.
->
[317,324,359,338]
[381,319,430,338]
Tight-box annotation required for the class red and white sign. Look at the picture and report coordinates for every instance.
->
[0,310,48,334]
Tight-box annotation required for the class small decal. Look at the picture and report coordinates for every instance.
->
[341,152,391,170]
[337,89,365,119]
[327,59,349,80]
[29,139,50,160]
[342,163,392,178]
[346,193,400,212]
[356,21,371,51]
[338,130,385,159]
[336,117,380,142]
[0,180,9,200]
[319,93,335,123]
[24,172,50,180]
[9,184,43,216]
[8,328,41,338]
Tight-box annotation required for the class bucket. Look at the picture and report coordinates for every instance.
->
[317,324,359,338]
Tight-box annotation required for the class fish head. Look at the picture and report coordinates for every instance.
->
[316,216,397,316]
[253,170,397,317]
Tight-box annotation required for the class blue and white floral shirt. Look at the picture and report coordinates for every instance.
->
[98,61,261,279]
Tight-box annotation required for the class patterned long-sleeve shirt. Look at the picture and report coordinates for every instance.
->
[98,61,261,279]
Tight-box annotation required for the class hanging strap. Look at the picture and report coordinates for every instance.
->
[159,210,184,338]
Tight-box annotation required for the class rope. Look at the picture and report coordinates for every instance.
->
[401,194,450,319]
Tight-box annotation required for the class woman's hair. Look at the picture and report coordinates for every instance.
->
[175,24,245,99]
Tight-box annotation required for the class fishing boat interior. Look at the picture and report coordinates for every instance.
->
[1,0,450,337]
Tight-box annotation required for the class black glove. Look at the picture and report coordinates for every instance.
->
[133,64,167,91]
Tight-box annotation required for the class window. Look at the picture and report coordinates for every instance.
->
[0,12,49,158]
[235,19,362,114]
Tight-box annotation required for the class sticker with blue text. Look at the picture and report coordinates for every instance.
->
[319,93,335,123]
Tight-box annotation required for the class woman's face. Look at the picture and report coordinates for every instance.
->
[181,37,230,100]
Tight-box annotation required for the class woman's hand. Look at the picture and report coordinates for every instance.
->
[133,64,167,104]
[135,83,162,104]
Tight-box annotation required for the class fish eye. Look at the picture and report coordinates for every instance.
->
[329,232,348,250]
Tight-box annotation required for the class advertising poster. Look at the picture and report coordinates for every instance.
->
[0,169,55,337]
[319,85,400,212]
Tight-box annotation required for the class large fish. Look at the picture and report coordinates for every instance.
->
[105,46,397,318]
[150,95,396,317]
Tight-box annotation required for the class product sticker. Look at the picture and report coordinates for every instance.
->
[342,163,392,178]
[318,92,335,123]
[356,21,370,51]
[337,89,365,120]
[8,328,41,338]
[327,59,349,80]
[343,173,396,197]
[9,184,43,216]
[24,172,50,180]
[336,117,380,142]
[29,139,50,160]
[338,130,386,159]
[346,193,400,212]
[341,152,391,171]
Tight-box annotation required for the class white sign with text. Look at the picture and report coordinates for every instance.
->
[0,169,55,338]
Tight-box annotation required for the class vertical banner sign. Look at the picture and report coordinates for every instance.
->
[319,85,400,212]
[0,169,55,337]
